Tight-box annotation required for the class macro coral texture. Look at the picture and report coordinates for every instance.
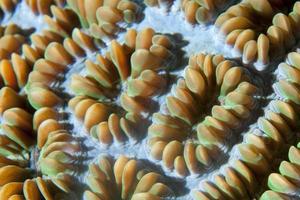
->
[0,0,299,200]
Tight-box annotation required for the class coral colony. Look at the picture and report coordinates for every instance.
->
[0,0,299,200]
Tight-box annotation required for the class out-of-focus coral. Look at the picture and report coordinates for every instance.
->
[44,5,80,38]
[181,0,232,24]
[144,0,174,8]
[0,0,19,13]
[25,0,66,15]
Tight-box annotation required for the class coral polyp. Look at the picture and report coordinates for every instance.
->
[65,27,179,145]
[0,87,82,199]
[0,0,299,199]
[67,0,141,38]
[84,155,174,200]
[215,0,300,70]
[148,53,258,176]
[181,0,232,24]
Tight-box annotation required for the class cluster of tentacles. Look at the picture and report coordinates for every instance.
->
[0,0,19,13]
[0,23,66,91]
[67,27,177,145]
[145,0,233,24]
[0,87,81,199]
[67,0,141,39]
[260,143,300,199]
[192,51,300,199]
[215,0,300,69]
[181,0,232,24]
[144,0,174,8]
[84,155,174,200]
[0,0,299,200]
[0,0,66,17]
[147,53,259,176]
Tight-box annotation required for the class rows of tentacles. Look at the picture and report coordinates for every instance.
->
[0,0,299,199]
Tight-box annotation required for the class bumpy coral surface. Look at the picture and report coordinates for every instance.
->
[0,0,299,200]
